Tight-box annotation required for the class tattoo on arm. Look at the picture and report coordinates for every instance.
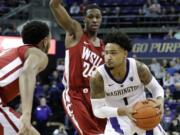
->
[90,71,105,99]
[136,61,152,85]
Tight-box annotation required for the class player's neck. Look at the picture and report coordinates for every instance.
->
[85,29,98,39]
[112,61,127,81]
[85,30,100,47]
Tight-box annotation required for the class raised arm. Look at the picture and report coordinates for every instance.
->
[18,48,48,135]
[49,0,83,37]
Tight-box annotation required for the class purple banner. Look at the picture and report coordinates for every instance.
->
[129,39,180,58]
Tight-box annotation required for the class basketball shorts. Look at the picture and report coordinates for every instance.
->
[0,104,20,135]
[104,116,167,135]
[62,88,107,135]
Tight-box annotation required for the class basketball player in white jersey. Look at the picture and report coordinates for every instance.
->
[90,30,167,135]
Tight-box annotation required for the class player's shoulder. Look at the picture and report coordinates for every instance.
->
[135,59,152,83]
[26,47,48,61]
[25,47,48,70]
[135,60,149,72]
[91,69,103,80]
[27,47,45,55]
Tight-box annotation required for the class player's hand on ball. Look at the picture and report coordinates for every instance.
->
[147,98,164,118]
[132,99,162,130]
[117,106,137,121]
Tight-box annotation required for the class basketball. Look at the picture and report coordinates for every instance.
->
[132,100,161,130]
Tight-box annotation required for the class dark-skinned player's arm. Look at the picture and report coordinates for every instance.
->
[90,70,135,120]
[49,0,82,37]
[136,60,164,116]
[18,47,48,135]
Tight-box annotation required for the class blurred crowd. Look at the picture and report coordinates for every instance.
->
[0,0,180,39]
[0,0,30,16]
[0,0,180,134]
[148,58,180,134]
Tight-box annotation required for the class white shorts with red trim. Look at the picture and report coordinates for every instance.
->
[0,104,20,135]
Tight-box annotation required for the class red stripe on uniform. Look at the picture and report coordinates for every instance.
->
[0,123,3,135]
[0,64,22,81]
[0,107,19,133]
[62,90,83,135]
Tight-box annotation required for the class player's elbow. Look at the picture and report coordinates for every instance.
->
[91,98,107,119]
[21,67,36,77]
[93,109,106,119]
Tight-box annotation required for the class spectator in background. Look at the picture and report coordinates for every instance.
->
[162,59,170,68]
[169,118,180,134]
[166,60,177,75]
[142,0,161,16]
[164,88,173,100]
[79,0,89,14]
[33,79,45,113]
[56,58,65,78]
[102,7,111,15]
[56,58,64,71]
[112,6,120,16]
[149,58,161,75]
[174,72,180,90]
[162,107,174,131]
[163,72,175,92]
[48,81,63,114]
[69,2,80,15]
[148,0,161,15]
[149,58,165,83]
[174,58,180,71]
[34,80,44,99]
[164,29,174,40]
[52,123,68,135]
[141,0,152,16]
[34,97,52,135]
[50,70,60,82]
[2,23,19,36]
[174,27,180,40]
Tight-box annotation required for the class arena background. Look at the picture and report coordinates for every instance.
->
[0,0,180,134]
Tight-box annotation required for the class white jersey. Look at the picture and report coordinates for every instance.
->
[97,58,146,108]
[97,58,166,135]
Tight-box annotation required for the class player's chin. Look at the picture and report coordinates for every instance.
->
[90,26,99,32]
[106,64,114,69]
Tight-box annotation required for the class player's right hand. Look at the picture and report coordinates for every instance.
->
[117,106,137,122]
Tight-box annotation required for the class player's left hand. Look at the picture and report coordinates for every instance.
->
[147,98,164,119]
[18,114,32,135]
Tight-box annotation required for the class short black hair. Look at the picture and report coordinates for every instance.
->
[83,4,101,16]
[21,20,49,45]
[104,29,132,52]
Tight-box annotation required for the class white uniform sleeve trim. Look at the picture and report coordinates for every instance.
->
[145,77,164,98]
[91,98,118,118]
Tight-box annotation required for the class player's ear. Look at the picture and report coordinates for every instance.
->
[124,50,128,58]
[43,37,48,45]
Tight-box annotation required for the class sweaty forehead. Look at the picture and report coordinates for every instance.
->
[86,9,101,15]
